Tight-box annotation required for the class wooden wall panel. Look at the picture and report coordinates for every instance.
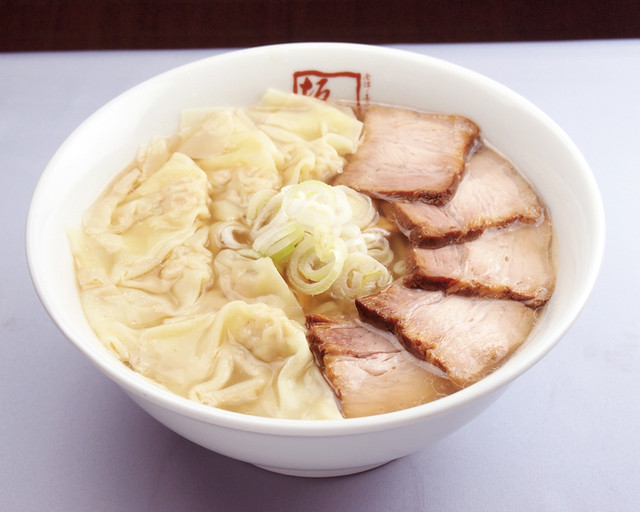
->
[2,0,639,52]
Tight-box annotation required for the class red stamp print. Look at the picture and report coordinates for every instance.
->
[293,70,369,107]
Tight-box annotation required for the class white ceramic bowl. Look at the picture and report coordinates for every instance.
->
[26,43,605,477]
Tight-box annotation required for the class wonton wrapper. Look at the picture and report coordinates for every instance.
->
[247,89,363,185]
[213,249,304,325]
[189,301,341,419]
[74,152,210,283]
[70,91,364,420]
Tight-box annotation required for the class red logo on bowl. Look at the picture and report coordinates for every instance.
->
[293,71,370,107]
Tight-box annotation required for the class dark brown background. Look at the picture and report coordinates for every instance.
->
[2,0,639,52]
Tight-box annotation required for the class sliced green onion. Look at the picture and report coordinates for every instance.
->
[330,253,392,299]
[362,227,394,266]
[286,236,347,295]
[252,220,304,261]
[337,185,378,229]
[246,188,278,223]
[246,180,394,299]
[211,220,251,250]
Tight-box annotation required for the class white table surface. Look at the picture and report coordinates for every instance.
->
[2,40,638,511]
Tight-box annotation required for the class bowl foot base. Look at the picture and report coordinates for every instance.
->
[253,460,390,478]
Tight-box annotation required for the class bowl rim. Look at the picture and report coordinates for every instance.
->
[26,42,606,437]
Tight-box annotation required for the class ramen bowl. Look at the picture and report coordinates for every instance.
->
[26,43,604,477]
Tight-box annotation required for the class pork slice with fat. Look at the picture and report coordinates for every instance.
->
[404,218,555,307]
[306,314,458,418]
[334,105,480,204]
[355,281,537,387]
[384,146,543,247]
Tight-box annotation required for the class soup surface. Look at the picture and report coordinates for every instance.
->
[70,90,554,419]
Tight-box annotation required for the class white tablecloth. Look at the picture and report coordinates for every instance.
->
[2,40,638,511]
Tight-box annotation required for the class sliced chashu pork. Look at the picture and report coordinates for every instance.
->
[384,145,543,248]
[306,314,458,418]
[404,218,555,307]
[355,281,536,387]
[334,105,480,204]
